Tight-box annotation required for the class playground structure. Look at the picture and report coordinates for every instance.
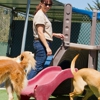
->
[21,66,77,100]
[51,4,100,70]
[20,4,100,100]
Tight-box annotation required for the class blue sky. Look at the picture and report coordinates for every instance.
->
[58,0,94,9]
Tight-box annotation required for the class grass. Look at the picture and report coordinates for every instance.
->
[0,88,98,100]
[0,89,17,100]
[0,88,71,100]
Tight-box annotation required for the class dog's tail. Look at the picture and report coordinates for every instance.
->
[70,54,79,74]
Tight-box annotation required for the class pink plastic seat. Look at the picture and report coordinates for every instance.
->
[20,66,75,100]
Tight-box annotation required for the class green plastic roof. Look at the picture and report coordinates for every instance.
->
[0,0,64,20]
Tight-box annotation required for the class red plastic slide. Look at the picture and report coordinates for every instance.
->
[20,66,75,100]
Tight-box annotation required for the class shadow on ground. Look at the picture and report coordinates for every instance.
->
[30,95,97,100]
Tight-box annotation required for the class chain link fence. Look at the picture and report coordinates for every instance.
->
[0,6,11,56]
[0,6,11,42]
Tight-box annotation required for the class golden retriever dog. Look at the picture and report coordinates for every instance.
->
[0,51,36,100]
[69,54,100,100]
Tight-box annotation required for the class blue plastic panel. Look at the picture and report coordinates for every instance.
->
[72,7,100,20]
[72,7,93,19]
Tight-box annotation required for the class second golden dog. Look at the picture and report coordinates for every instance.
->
[70,54,100,100]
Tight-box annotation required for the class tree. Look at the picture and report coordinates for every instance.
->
[86,0,100,10]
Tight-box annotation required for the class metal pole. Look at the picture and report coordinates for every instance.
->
[21,0,31,53]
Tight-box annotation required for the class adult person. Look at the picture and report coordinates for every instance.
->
[28,0,64,79]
